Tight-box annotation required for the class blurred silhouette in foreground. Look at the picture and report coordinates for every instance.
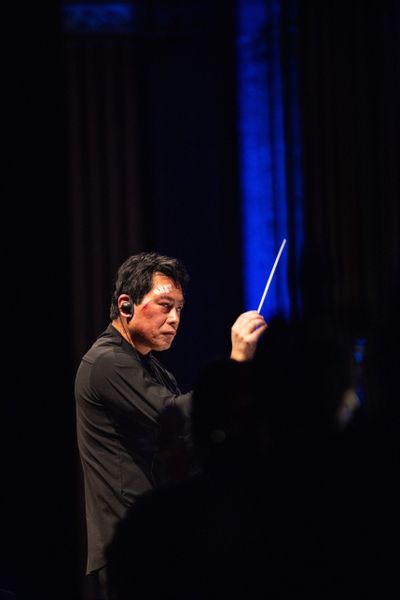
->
[106,311,399,599]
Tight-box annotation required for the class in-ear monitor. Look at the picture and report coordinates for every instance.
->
[121,301,133,315]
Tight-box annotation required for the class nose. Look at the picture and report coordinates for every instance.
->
[167,307,180,326]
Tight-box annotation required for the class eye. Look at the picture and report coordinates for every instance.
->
[159,302,183,314]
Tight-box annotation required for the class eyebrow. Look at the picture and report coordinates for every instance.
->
[155,294,184,305]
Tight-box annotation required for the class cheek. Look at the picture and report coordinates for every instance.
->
[141,305,158,319]
[140,303,158,319]
[140,307,166,329]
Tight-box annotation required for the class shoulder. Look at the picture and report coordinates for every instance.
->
[80,326,141,374]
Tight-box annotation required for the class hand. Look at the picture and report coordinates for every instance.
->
[230,311,268,362]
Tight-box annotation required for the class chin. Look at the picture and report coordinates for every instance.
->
[153,341,173,352]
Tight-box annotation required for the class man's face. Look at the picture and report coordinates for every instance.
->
[128,273,184,354]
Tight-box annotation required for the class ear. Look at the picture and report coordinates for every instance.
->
[118,294,133,317]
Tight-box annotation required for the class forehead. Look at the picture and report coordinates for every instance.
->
[150,273,183,298]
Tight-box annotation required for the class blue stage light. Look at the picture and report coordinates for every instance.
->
[236,0,303,318]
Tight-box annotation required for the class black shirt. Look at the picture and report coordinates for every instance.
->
[75,324,193,573]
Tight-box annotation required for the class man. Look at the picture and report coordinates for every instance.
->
[75,251,267,599]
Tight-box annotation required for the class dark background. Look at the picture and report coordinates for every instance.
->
[5,1,399,598]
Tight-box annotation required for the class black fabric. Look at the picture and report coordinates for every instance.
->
[75,324,193,574]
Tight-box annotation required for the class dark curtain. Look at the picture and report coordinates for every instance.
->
[298,0,400,334]
[65,2,240,392]
[65,36,144,369]
[130,5,241,391]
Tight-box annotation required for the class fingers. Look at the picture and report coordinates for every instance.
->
[230,311,268,362]
[232,311,268,334]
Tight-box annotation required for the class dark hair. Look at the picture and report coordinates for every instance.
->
[109,251,190,320]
